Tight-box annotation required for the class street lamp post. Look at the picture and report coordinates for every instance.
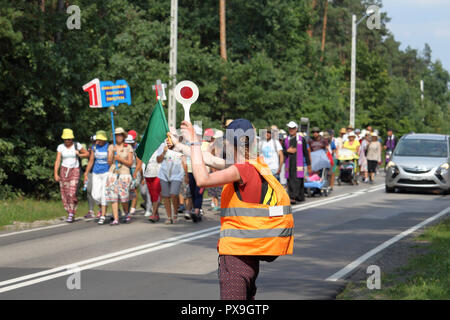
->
[350,14,357,128]
[349,8,375,128]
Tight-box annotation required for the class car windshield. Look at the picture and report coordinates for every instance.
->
[394,139,448,158]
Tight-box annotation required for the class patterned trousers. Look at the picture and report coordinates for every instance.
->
[59,167,80,214]
[218,255,260,300]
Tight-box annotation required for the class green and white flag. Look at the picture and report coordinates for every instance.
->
[136,99,169,163]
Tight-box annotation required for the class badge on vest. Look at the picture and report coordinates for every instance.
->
[269,206,284,217]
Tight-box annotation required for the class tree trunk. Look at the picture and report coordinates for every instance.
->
[39,0,45,40]
[219,0,227,125]
[320,0,328,60]
[55,0,65,43]
[219,0,227,61]
[307,0,316,38]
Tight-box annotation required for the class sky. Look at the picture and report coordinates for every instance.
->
[381,0,450,72]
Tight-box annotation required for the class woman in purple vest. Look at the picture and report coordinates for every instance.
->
[282,121,312,204]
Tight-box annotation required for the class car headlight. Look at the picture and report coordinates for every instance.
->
[435,163,448,182]
[439,163,449,170]
[386,161,396,168]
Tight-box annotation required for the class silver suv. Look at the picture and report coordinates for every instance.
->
[385,133,450,193]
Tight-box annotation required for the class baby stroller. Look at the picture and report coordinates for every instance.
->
[305,149,332,197]
[304,168,330,197]
[337,148,359,185]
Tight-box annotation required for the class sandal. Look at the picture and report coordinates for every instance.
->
[66,213,75,223]
[110,219,119,226]
[165,218,173,225]
[84,211,94,219]
[148,215,158,223]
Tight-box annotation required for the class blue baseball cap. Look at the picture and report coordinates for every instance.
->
[226,119,255,147]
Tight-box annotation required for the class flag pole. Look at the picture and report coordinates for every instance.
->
[155,87,173,147]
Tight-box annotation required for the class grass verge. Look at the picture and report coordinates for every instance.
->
[337,216,450,300]
[0,198,89,229]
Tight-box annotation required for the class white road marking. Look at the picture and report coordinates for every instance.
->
[0,226,220,289]
[0,228,220,294]
[0,223,70,239]
[292,184,385,212]
[0,183,387,293]
[326,205,450,282]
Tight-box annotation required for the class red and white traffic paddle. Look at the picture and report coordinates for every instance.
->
[174,80,199,123]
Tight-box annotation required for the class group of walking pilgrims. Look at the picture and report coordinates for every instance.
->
[54,118,395,300]
[54,120,393,225]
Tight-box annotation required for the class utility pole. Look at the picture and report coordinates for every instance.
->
[220,0,227,61]
[420,79,424,104]
[168,0,178,129]
[420,79,425,122]
[349,8,375,128]
[350,14,356,128]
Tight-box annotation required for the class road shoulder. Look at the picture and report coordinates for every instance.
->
[336,216,449,300]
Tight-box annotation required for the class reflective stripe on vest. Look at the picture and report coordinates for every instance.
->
[220,228,293,239]
[220,206,291,217]
[218,156,294,256]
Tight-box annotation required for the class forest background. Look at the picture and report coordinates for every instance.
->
[0,0,448,199]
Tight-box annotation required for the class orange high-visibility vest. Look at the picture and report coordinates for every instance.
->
[219,157,294,256]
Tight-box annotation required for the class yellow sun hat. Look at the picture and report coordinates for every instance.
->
[95,130,108,141]
[61,128,75,140]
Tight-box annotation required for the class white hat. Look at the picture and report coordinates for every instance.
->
[279,129,286,134]
[213,130,223,139]
[348,131,356,137]
[287,121,298,128]
[125,134,135,144]
[371,132,378,137]
[361,129,367,137]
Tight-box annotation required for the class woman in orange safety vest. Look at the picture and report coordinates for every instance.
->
[178,119,294,300]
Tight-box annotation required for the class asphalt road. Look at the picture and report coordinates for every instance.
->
[0,174,449,300]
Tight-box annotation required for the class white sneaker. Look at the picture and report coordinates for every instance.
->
[98,216,106,225]
[144,211,152,217]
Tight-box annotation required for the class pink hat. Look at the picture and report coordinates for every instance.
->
[204,128,214,137]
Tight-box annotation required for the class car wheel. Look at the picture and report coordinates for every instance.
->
[385,185,395,193]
